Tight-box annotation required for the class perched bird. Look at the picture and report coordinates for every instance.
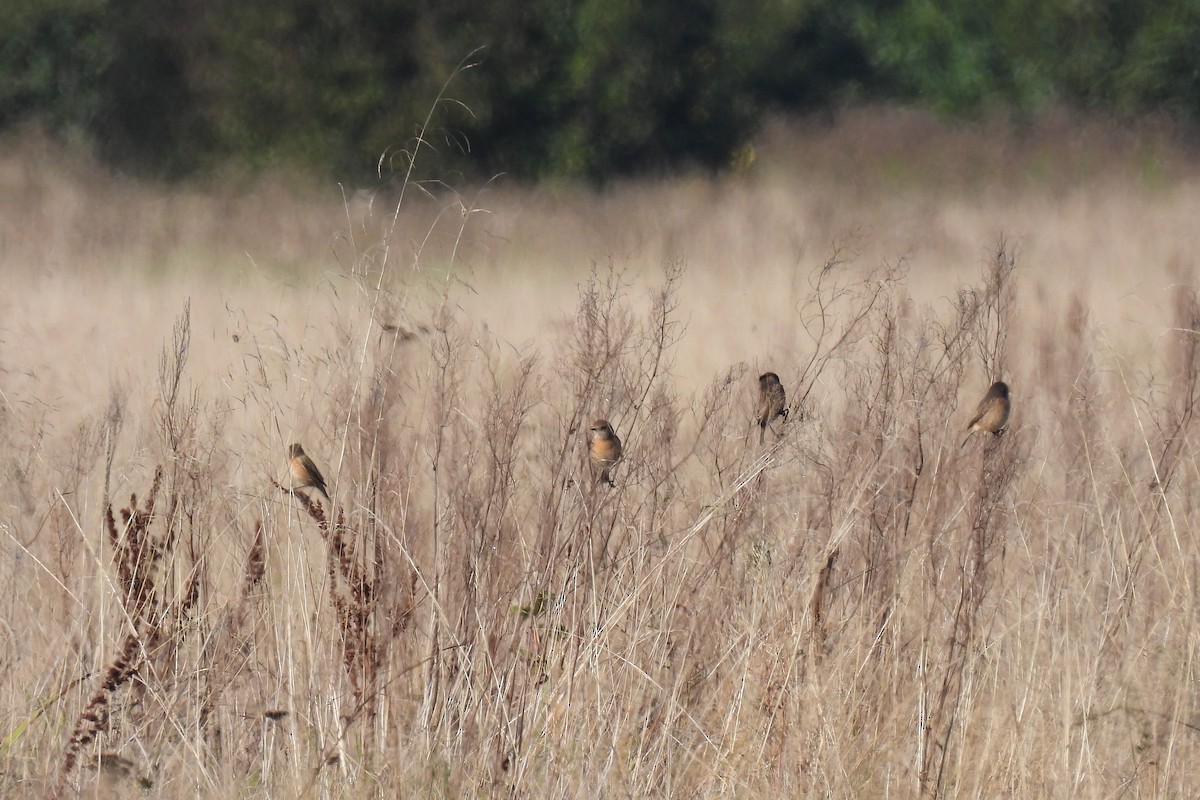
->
[288,443,330,502]
[960,381,1011,449]
[757,372,789,444]
[588,419,623,487]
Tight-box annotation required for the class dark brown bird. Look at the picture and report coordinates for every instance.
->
[757,372,788,444]
[588,420,623,487]
[288,443,330,502]
[960,381,1011,448]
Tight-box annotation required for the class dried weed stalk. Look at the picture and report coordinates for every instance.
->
[920,238,1021,797]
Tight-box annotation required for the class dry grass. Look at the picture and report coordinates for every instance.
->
[4,108,1200,797]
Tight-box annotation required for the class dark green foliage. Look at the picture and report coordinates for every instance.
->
[1116,2,1200,122]
[0,0,1196,182]
[0,0,112,131]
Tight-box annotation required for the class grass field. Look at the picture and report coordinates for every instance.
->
[5,107,1200,797]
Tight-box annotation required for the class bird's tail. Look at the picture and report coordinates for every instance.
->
[960,431,973,449]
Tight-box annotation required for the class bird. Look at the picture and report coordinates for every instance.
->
[960,381,1011,448]
[757,372,789,444]
[588,420,623,487]
[288,443,331,502]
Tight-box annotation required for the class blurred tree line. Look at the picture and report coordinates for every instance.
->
[2,0,1198,183]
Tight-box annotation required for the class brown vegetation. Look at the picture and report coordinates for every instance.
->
[3,110,1200,796]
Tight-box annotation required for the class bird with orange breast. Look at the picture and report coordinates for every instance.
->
[288,443,331,503]
[960,381,1011,448]
[588,420,623,487]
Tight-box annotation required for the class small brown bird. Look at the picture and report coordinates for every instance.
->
[757,372,788,444]
[960,381,1011,448]
[288,443,330,502]
[588,419,623,487]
